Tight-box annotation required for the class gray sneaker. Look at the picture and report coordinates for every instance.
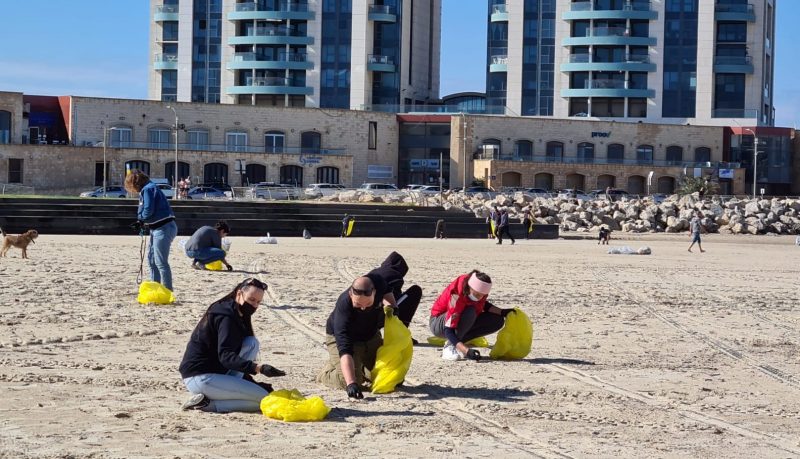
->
[181,393,210,411]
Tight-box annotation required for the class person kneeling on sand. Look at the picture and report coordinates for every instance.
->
[316,274,397,399]
[429,270,514,361]
[179,278,286,412]
[185,220,233,270]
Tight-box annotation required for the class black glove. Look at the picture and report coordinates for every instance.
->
[130,220,148,235]
[255,381,274,393]
[465,349,481,361]
[500,308,515,318]
[346,383,364,399]
[259,364,286,377]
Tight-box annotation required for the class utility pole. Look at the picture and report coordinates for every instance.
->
[461,113,467,189]
[166,105,180,199]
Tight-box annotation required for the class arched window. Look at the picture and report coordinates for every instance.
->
[265,130,285,153]
[636,145,654,164]
[300,131,321,153]
[695,147,711,163]
[186,128,209,150]
[226,131,248,152]
[148,126,172,149]
[566,173,585,191]
[280,165,304,186]
[479,138,501,159]
[110,126,133,147]
[165,161,190,186]
[546,141,563,162]
[204,163,229,184]
[125,160,151,176]
[666,146,683,165]
[0,110,11,144]
[627,175,645,194]
[316,166,340,184]
[607,143,624,164]
[577,142,594,163]
[513,140,533,161]
[657,176,676,194]
[597,174,616,190]
[534,172,554,190]
[501,171,522,187]
[245,163,267,185]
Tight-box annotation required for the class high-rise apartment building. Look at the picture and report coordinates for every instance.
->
[149,0,440,109]
[487,0,776,125]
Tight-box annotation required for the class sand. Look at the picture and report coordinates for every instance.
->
[0,233,799,458]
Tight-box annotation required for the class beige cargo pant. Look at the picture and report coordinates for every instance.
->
[316,333,383,389]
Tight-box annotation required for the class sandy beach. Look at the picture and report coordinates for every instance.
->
[0,233,799,458]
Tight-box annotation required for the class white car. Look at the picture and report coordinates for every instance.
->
[185,186,226,200]
[79,186,127,198]
[418,185,442,194]
[357,183,399,196]
[557,189,592,200]
[404,184,425,191]
[156,183,175,199]
[251,182,300,200]
[304,183,346,198]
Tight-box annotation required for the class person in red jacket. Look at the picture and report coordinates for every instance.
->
[429,270,514,361]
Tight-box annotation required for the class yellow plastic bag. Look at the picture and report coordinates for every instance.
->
[371,314,413,394]
[489,308,533,360]
[205,260,224,271]
[260,389,331,422]
[137,281,175,304]
[346,219,356,236]
[426,336,490,348]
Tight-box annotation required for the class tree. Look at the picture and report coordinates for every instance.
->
[676,176,719,196]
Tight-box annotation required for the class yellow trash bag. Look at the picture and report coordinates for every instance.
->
[205,260,224,271]
[260,389,331,422]
[489,308,533,360]
[137,281,175,304]
[426,336,490,348]
[346,218,356,236]
[371,313,413,394]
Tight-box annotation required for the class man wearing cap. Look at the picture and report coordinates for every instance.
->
[429,270,515,361]
[316,274,396,399]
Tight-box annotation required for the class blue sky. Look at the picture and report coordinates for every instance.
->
[0,0,798,126]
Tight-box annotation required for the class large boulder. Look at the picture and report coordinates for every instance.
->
[601,215,621,231]
[358,192,378,203]
[338,190,360,202]
[744,201,760,217]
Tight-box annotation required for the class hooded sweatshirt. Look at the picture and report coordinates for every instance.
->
[179,298,257,378]
[368,251,409,297]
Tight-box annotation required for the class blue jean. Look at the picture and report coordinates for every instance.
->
[148,221,177,291]
[183,337,269,413]
[185,247,226,264]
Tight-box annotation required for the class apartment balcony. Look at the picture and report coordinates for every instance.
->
[490,4,509,22]
[714,3,756,22]
[713,55,754,74]
[227,52,313,70]
[562,26,656,46]
[561,79,655,98]
[563,0,657,20]
[153,53,178,70]
[489,54,508,72]
[154,5,179,21]
[367,55,396,72]
[368,5,397,23]
[228,1,314,21]
[561,53,655,72]
[228,26,314,46]
[226,76,313,95]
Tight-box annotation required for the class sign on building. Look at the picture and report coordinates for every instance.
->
[718,169,734,179]
[299,155,322,165]
[368,164,393,179]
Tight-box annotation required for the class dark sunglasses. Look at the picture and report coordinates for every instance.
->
[239,278,268,291]
[350,287,374,296]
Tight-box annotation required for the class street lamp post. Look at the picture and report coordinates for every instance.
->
[460,112,467,189]
[743,128,758,198]
[166,105,179,200]
[102,127,118,198]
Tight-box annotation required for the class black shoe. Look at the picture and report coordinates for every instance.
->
[255,381,274,393]
[496,242,502,245]
[181,393,210,411]
[511,240,515,245]
[411,337,419,345]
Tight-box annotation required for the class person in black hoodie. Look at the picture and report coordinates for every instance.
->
[179,278,286,412]
[367,251,421,330]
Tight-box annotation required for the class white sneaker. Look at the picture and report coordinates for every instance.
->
[441,344,462,361]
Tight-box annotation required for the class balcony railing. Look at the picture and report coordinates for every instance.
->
[584,79,627,89]
[492,4,508,14]
[714,55,752,65]
[368,54,395,65]
[244,76,302,87]
[233,52,307,62]
[234,1,310,12]
[153,53,178,63]
[589,26,629,37]
[369,4,396,15]
[474,152,738,168]
[243,26,306,37]
[102,141,344,155]
[570,0,651,11]
[569,53,650,64]
[491,55,508,65]
[714,3,754,14]
[156,5,178,13]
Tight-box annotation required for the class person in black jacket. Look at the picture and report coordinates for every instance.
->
[316,274,396,399]
[367,251,421,329]
[179,278,286,412]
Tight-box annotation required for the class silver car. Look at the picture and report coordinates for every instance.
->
[304,183,346,198]
[79,186,127,198]
[185,186,226,200]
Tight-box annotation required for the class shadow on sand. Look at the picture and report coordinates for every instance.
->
[400,383,535,402]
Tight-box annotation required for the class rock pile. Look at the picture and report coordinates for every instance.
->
[321,189,800,235]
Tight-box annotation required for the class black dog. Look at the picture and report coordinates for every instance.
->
[598,227,610,245]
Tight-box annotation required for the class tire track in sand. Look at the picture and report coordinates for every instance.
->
[250,258,573,459]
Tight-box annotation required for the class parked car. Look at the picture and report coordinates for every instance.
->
[588,188,630,201]
[357,183,400,195]
[251,182,300,200]
[185,186,226,200]
[199,182,233,197]
[461,186,497,198]
[418,185,442,194]
[524,188,553,198]
[79,186,127,198]
[156,183,175,199]
[404,184,425,190]
[304,183,346,198]
[648,193,667,204]
[557,189,592,200]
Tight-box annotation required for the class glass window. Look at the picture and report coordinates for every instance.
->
[186,129,209,150]
[226,131,248,152]
[607,144,624,163]
[514,140,533,160]
[301,131,321,153]
[245,163,267,185]
[8,158,22,183]
[636,145,654,164]
[546,141,563,162]
[695,147,711,163]
[125,160,151,176]
[110,127,132,147]
[148,127,172,149]
[317,166,340,184]
[480,139,501,159]
[629,98,647,118]
[203,163,228,184]
[368,121,377,150]
[280,165,304,186]
[162,21,178,41]
[717,22,747,42]
[666,146,683,165]
[265,131,285,153]
[0,110,10,144]
[577,142,594,163]
[165,161,190,186]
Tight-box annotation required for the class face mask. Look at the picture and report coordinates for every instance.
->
[239,301,257,317]
[468,293,480,302]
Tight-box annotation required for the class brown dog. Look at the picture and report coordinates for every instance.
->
[0,228,38,259]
